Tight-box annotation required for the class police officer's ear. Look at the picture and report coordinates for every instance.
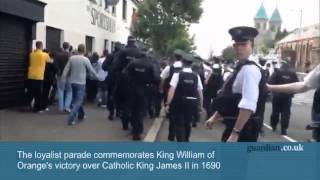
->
[250,40,254,48]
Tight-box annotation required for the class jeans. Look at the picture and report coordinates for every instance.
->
[96,81,108,105]
[68,83,86,124]
[57,78,72,111]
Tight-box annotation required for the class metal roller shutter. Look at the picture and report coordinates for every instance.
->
[0,14,31,108]
[46,26,61,54]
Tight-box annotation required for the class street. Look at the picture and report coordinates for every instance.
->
[156,90,315,142]
[0,90,315,142]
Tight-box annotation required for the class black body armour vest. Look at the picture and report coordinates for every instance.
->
[171,72,198,111]
[164,65,183,92]
[129,58,153,86]
[213,61,268,120]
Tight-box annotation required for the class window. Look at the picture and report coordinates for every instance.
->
[85,36,94,53]
[122,0,127,20]
[255,23,260,29]
[104,40,109,51]
[111,41,115,51]
[270,24,275,32]
[112,6,116,15]
[89,0,97,4]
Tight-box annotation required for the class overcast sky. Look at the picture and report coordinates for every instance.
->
[189,0,320,58]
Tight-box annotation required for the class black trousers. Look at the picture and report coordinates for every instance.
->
[146,85,156,118]
[222,118,260,142]
[155,92,163,117]
[168,112,176,141]
[86,79,98,102]
[146,84,162,118]
[41,81,52,110]
[270,97,292,131]
[170,101,197,142]
[107,82,115,117]
[116,81,131,129]
[27,79,43,112]
[129,86,147,136]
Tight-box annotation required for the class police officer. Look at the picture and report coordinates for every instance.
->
[192,55,206,85]
[146,54,161,118]
[160,49,184,96]
[268,65,320,141]
[165,54,204,142]
[205,26,267,142]
[268,61,298,135]
[102,42,122,120]
[160,49,184,141]
[113,36,141,130]
[204,63,224,118]
[124,48,159,140]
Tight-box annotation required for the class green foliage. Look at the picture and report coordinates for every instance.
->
[132,0,203,56]
[264,38,276,49]
[259,46,269,55]
[275,28,289,41]
[222,46,235,61]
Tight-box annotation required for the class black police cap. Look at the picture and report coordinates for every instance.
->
[127,36,136,42]
[173,49,185,56]
[229,26,259,42]
[182,54,195,63]
[193,54,203,62]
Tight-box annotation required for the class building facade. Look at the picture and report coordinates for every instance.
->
[35,0,138,54]
[254,3,282,52]
[276,24,320,72]
[0,0,46,108]
[0,0,138,108]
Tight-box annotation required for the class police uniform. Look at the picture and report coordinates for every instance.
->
[168,54,203,142]
[213,26,267,142]
[268,63,298,135]
[160,49,185,90]
[161,49,184,141]
[102,42,122,120]
[191,55,206,127]
[113,36,141,130]
[204,65,223,118]
[125,49,159,140]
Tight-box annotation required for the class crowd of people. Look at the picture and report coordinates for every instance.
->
[26,25,318,142]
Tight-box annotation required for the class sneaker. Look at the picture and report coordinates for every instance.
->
[101,105,107,108]
[64,108,71,113]
[68,121,77,126]
[78,116,86,122]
